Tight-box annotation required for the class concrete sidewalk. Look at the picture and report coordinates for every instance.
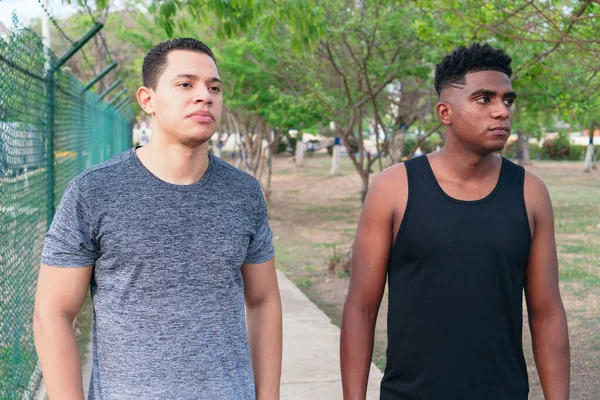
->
[278,270,383,399]
[36,270,383,399]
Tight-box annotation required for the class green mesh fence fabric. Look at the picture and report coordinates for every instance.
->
[0,17,133,399]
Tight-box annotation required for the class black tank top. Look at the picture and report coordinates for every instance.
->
[381,155,531,399]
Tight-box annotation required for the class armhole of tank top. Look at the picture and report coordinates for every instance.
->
[519,166,533,245]
[391,161,413,252]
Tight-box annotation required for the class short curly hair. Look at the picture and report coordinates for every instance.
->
[142,38,216,89]
[434,43,512,96]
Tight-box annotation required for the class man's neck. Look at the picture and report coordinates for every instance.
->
[136,134,210,185]
[434,138,500,182]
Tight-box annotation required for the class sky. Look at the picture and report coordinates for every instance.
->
[0,0,79,29]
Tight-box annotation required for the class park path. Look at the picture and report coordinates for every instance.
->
[278,269,383,399]
[35,269,383,399]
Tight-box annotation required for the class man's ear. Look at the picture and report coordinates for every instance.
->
[137,86,155,115]
[436,101,452,126]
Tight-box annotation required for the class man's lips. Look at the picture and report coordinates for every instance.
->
[489,126,510,134]
[187,110,215,123]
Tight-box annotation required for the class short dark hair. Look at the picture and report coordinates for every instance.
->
[434,43,512,96]
[142,38,216,89]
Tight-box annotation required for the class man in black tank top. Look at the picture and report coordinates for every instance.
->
[340,44,570,400]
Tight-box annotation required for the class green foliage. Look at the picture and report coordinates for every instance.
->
[504,142,590,162]
[529,143,546,160]
[296,277,312,288]
[401,134,444,156]
[568,145,588,162]
[420,134,444,154]
[403,137,417,156]
[216,35,327,131]
[504,141,545,160]
[337,270,350,279]
[50,0,599,171]
[138,0,325,46]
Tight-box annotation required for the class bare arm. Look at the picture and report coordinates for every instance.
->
[242,258,282,400]
[340,166,405,400]
[524,172,570,399]
[33,265,93,400]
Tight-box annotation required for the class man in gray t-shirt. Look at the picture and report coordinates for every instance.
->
[33,38,282,400]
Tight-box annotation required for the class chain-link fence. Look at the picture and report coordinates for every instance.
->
[0,17,134,399]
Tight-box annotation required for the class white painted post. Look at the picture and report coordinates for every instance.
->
[584,135,594,172]
[330,121,341,175]
[295,141,305,166]
[331,137,341,175]
[214,141,222,158]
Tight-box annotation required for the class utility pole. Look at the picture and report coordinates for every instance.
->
[41,0,52,71]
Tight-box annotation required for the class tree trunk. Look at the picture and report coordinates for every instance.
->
[592,143,599,170]
[388,131,405,165]
[360,171,369,203]
[264,146,273,205]
[515,102,531,165]
[584,125,595,172]
[516,129,531,165]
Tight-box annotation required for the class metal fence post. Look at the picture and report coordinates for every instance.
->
[44,68,55,229]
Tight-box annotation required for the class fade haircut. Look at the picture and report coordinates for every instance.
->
[142,38,216,89]
[434,43,512,96]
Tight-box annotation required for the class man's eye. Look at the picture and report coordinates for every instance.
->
[504,98,515,106]
[210,86,221,92]
[179,83,192,88]
[476,97,490,104]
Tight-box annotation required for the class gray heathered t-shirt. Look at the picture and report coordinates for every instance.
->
[41,148,274,400]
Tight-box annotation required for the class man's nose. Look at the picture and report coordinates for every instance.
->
[192,87,213,105]
[491,101,510,120]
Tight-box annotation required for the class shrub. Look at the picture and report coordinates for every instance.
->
[529,143,545,160]
[502,141,544,160]
[544,137,571,160]
[569,145,588,161]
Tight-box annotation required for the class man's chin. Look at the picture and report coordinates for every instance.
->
[485,138,508,153]
[179,132,215,148]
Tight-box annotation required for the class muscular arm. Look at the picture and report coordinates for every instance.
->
[242,258,282,400]
[340,165,407,400]
[33,265,93,400]
[524,172,570,399]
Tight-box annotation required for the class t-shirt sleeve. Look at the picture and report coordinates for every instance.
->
[41,181,98,267]
[243,183,275,265]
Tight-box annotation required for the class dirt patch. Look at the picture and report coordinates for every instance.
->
[269,154,599,398]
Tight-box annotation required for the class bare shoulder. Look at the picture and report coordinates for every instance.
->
[365,163,409,237]
[369,162,408,196]
[523,169,553,233]
[524,170,551,207]
[524,169,548,193]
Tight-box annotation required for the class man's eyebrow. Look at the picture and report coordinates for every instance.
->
[170,74,222,84]
[469,89,517,98]
[171,73,198,82]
